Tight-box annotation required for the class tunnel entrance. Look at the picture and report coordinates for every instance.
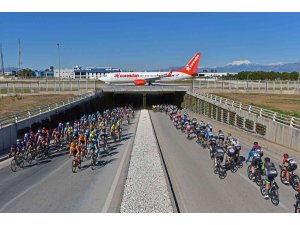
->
[113,92,185,109]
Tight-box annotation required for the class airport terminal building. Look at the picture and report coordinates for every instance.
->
[54,67,121,79]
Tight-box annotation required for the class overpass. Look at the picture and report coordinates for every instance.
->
[100,85,188,108]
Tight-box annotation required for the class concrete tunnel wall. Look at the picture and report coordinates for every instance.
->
[0,93,115,154]
[0,91,185,155]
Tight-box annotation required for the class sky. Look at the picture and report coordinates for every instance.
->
[1,12,300,70]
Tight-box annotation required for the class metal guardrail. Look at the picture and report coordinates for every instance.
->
[188,89,300,130]
[0,91,96,129]
[194,79,300,91]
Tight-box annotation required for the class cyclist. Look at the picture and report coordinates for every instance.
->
[252,141,263,157]
[281,153,298,184]
[226,133,234,145]
[206,122,213,132]
[88,130,99,157]
[213,144,225,166]
[261,157,278,199]
[205,126,213,141]
[246,144,263,180]
[232,138,241,163]
[69,141,81,164]
[217,130,225,145]
[199,120,206,130]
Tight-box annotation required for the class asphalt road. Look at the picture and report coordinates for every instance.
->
[0,111,140,213]
[150,110,299,213]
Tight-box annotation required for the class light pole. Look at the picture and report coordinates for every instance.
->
[57,43,61,91]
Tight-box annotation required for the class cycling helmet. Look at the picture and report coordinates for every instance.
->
[24,133,29,138]
[254,142,258,146]
[66,122,70,126]
[283,153,289,158]
[37,129,41,133]
[16,139,21,143]
[264,157,271,163]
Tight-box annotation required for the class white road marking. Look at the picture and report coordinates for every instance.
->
[0,158,69,212]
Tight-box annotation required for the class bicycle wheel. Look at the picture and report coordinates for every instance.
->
[291,175,300,191]
[219,166,227,179]
[280,169,287,185]
[72,160,76,173]
[27,152,33,165]
[213,162,219,174]
[11,159,17,172]
[270,186,279,206]
[230,162,238,173]
[91,157,96,170]
[260,181,266,196]
[247,165,252,180]
[19,157,25,168]
[295,202,300,213]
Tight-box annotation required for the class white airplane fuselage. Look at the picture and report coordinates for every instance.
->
[99,72,167,83]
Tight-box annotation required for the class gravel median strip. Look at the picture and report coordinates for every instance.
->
[120,109,174,213]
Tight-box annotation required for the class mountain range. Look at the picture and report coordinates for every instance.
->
[155,62,300,73]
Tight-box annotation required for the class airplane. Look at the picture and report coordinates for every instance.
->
[99,52,200,85]
[158,52,201,83]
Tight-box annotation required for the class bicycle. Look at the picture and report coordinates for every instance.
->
[11,152,25,172]
[26,145,39,165]
[225,155,238,173]
[247,161,263,186]
[71,154,81,173]
[260,179,280,206]
[294,193,300,213]
[90,148,97,170]
[213,157,226,179]
[279,165,300,191]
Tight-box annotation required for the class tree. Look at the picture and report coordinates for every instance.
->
[18,68,32,78]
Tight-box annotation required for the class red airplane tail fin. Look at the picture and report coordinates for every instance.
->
[176,52,201,76]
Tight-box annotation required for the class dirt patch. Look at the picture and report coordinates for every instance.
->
[214,93,300,117]
[0,94,75,116]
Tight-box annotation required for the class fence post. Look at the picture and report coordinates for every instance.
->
[39,108,42,114]
[259,109,262,117]
[28,111,31,118]
[290,117,294,127]
[273,112,276,122]
[38,79,40,92]
[248,105,251,112]
[7,81,9,94]
[239,103,242,110]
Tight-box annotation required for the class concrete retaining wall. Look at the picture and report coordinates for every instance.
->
[186,92,300,152]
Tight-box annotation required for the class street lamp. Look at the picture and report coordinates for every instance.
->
[57,43,61,91]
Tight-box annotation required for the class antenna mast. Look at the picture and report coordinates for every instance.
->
[0,43,4,76]
[18,39,22,74]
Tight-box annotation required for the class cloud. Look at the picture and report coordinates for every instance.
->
[227,60,252,66]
